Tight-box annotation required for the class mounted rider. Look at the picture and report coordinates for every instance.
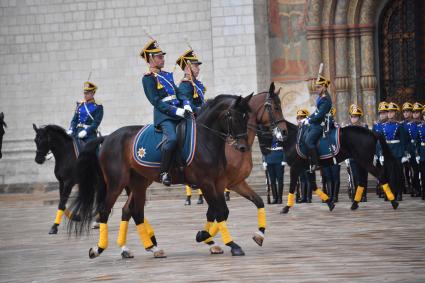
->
[303,64,332,171]
[141,38,192,186]
[67,81,103,142]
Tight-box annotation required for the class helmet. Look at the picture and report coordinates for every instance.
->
[349,104,363,116]
[387,102,400,111]
[296,109,310,118]
[412,102,423,112]
[378,101,388,112]
[402,102,413,111]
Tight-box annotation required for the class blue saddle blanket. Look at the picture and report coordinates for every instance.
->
[132,118,196,168]
[296,126,341,160]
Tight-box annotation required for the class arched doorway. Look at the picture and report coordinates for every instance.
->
[378,0,425,105]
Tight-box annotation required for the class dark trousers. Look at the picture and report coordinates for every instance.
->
[419,161,425,199]
[350,159,368,201]
[322,164,341,202]
[299,170,312,202]
[267,163,284,203]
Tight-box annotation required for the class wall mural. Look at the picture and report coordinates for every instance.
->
[269,0,309,82]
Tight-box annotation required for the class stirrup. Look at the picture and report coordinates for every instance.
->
[160,172,171,186]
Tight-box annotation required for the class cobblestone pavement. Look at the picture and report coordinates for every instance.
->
[0,193,425,283]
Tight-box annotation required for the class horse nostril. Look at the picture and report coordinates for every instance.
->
[239,145,247,152]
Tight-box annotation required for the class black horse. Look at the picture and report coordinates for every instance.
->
[0,112,6,159]
[33,124,81,234]
[276,121,402,213]
[69,94,252,258]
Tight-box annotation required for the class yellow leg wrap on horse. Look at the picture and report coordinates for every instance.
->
[54,209,64,225]
[204,221,213,231]
[217,221,233,244]
[198,189,203,196]
[315,188,329,201]
[64,209,73,220]
[98,223,108,249]
[382,183,395,201]
[258,208,266,229]
[136,223,153,249]
[185,185,192,197]
[287,193,295,207]
[354,186,365,202]
[144,218,155,238]
[209,222,220,237]
[116,221,129,247]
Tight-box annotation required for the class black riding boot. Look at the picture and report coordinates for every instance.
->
[326,181,334,203]
[361,186,367,202]
[334,181,340,203]
[307,182,313,203]
[159,149,174,186]
[299,182,307,203]
[308,148,320,171]
[270,183,278,204]
[277,183,283,204]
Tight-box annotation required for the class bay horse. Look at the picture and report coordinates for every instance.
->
[279,121,402,214]
[69,94,253,258]
[113,83,287,257]
[0,112,6,159]
[33,124,82,234]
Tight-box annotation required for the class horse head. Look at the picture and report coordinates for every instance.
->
[33,123,50,164]
[226,94,253,152]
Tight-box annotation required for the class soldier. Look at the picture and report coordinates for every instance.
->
[67,81,103,143]
[321,107,340,202]
[372,102,388,171]
[262,136,285,204]
[345,104,368,202]
[418,106,425,200]
[303,74,332,171]
[409,102,423,197]
[141,38,192,186]
[296,109,312,203]
[382,102,409,201]
[401,102,415,195]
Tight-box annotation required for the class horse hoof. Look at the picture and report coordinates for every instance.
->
[252,231,264,246]
[327,201,335,212]
[153,250,167,258]
[231,246,245,256]
[89,247,99,259]
[281,206,290,214]
[48,225,58,234]
[391,200,399,210]
[209,245,224,254]
[91,221,100,229]
[350,202,359,210]
[196,230,211,243]
[121,250,134,259]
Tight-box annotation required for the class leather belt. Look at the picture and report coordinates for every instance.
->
[386,140,400,144]
[161,95,177,102]
[77,124,89,129]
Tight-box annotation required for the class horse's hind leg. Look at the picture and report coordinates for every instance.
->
[281,167,299,214]
[363,164,399,210]
[116,191,134,259]
[311,171,335,211]
[230,181,266,246]
[350,167,368,210]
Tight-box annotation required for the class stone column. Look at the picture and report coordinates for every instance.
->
[359,26,377,126]
[306,28,322,96]
[334,26,350,124]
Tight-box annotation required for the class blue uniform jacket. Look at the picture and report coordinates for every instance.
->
[382,120,408,159]
[178,78,206,113]
[416,122,425,161]
[70,100,103,139]
[264,138,285,164]
[307,91,332,128]
[142,71,190,126]
[403,120,419,155]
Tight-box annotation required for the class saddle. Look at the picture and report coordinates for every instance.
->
[133,118,197,168]
[296,125,341,160]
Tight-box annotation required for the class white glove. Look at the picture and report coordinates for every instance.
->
[183,105,193,113]
[302,118,310,125]
[406,153,411,160]
[379,155,384,166]
[175,108,185,118]
[416,156,420,164]
[78,130,87,139]
[401,156,409,163]
[281,161,287,166]
[345,159,350,166]
[373,155,378,166]
[262,162,267,171]
[66,129,73,135]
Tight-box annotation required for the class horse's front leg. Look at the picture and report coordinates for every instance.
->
[229,181,266,246]
[311,171,335,211]
[281,167,299,214]
[196,203,224,255]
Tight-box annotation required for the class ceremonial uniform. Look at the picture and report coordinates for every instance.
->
[141,39,191,185]
[68,81,103,142]
[263,137,285,204]
[295,109,312,203]
[416,107,425,200]
[304,75,332,170]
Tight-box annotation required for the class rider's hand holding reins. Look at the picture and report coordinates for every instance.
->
[78,130,87,139]
[67,129,73,135]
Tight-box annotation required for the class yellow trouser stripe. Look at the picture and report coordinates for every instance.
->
[287,193,295,207]
[116,221,129,247]
[258,208,266,229]
[185,185,192,197]
[315,188,329,201]
[198,189,203,196]
[54,209,64,225]
[136,223,153,249]
[98,223,108,249]
[217,221,232,244]
[354,186,365,202]
[382,183,395,201]
[144,218,155,238]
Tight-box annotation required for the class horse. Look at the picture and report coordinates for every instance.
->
[68,94,253,258]
[32,124,82,234]
[0,112,6,159]
[112,83,287,257]
[278,121,402,214]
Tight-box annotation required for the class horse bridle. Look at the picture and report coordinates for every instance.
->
[35,132,52,160]
[250,93,286,138]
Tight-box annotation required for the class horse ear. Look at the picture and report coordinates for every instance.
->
[33,123,38,132]
[232,96,242,108]
[0,112,3,119]
[269,82,275,96]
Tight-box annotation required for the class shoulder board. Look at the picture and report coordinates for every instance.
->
[94,100,102,105]
[77,101,84,105]
[181,77,191,82]
[144,72,153,76]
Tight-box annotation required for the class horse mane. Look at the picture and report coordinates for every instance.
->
[43,124,72,141]
[284,119,299,133]
[197,94,251,124]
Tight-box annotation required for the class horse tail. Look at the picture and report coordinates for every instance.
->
[68,136,106,236]
[376,133,404,192]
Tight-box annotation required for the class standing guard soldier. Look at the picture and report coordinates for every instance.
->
[372,101,388,197]
[417,106,425,200]
[68,81,103,142]
[141,38,192,186]
[409,102,423,197]
[382,102,409,201]
[262,136,285,204]
[402,102,415,195]
[345,104,368,202]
